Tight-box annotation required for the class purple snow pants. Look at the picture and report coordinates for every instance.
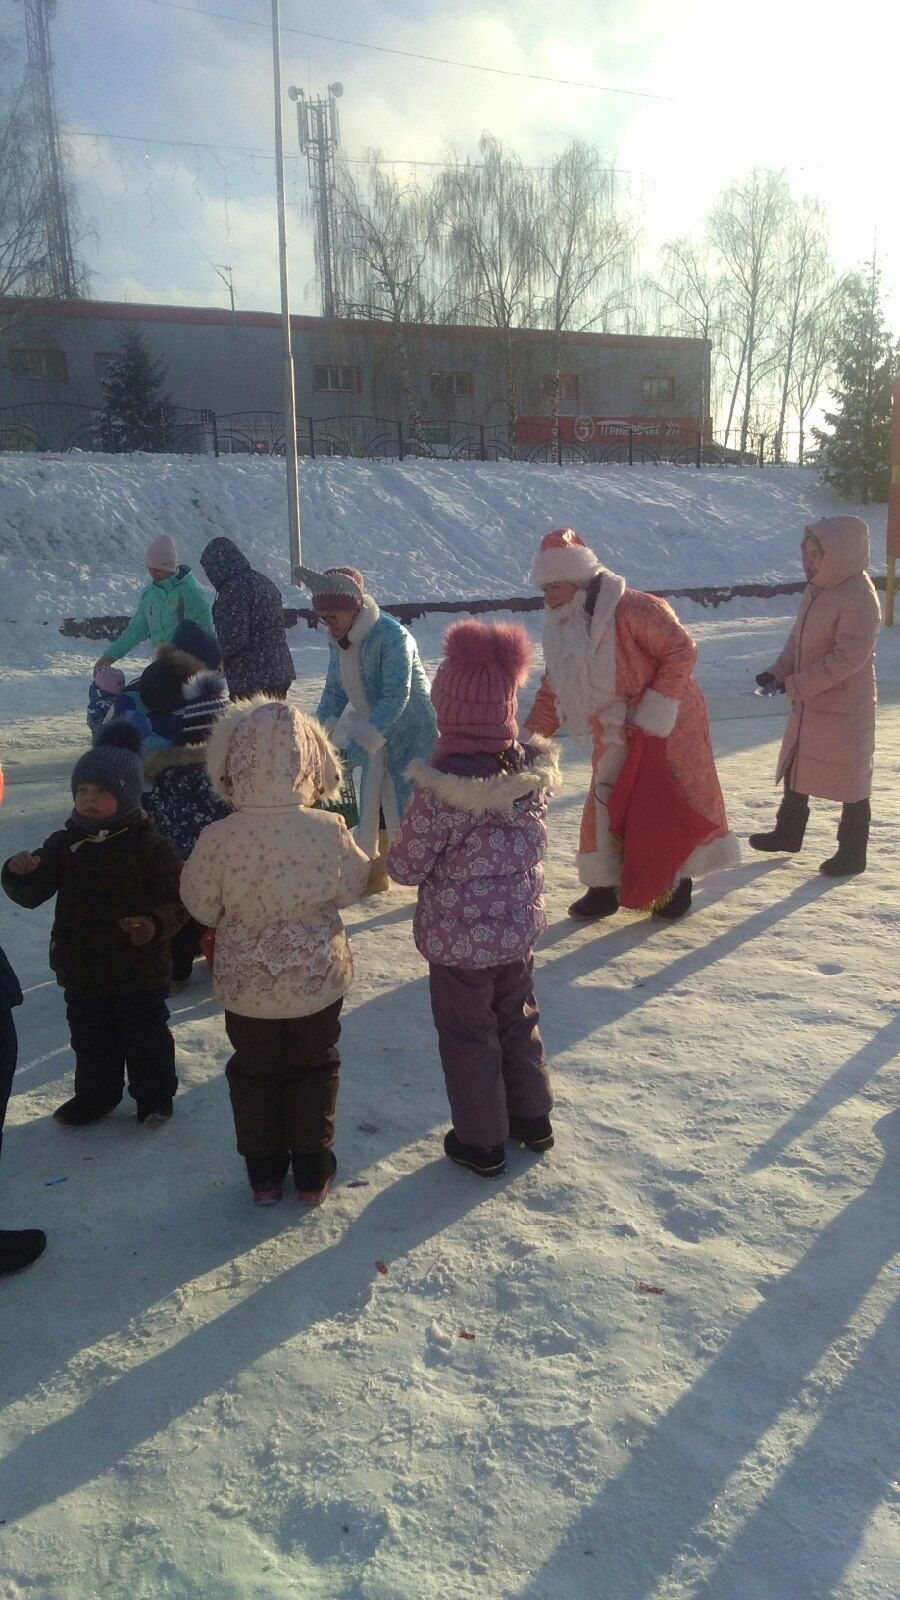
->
[428,955,553,1148]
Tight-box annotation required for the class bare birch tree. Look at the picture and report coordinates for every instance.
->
[790,281,842,464]
[707,168,792,451]
[654,237,722,430]
[770,197,835,462]
[437,134,538,439]
[333,153,448,439]
[532,140,634,437]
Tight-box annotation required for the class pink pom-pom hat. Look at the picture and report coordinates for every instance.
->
[430,619,533,754]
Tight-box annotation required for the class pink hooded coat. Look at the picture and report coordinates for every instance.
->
[767,516,880,803]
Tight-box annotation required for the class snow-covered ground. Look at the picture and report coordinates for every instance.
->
[0,457,896,1599]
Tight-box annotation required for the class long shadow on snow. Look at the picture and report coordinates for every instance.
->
[696,1294,899,1600]
[510,1106,899,1600]
[535,864,825,1059]
[1,972,446,1408]
[746,1009,900,1173]
[0,1158,502,1525]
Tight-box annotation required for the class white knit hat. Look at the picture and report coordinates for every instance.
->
[145,534,179,573]
[531,528,603,589]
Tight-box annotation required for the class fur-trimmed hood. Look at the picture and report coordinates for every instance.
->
[405,734,561,815]
[205,696,343,809]
[142,742,210,782]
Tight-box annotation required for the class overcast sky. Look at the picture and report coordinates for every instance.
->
[25,0,900,325]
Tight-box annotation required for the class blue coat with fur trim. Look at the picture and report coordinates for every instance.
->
[316,599,436,854]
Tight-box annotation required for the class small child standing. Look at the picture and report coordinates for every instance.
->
[387,621,561,1178]
[2,722,185,1127]
[179,699,371,1205]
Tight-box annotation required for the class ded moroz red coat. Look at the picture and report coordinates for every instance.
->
[524,545,739,889]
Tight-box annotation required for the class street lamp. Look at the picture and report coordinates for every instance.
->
[269,0,301,575]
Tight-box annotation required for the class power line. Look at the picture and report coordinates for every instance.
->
[125,0,677,101]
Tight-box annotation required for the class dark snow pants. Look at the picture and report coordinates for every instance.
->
[428,955,552,1148]
[64,988,177,1111]
[223,999,342,1162]
[0,1007,17,1158]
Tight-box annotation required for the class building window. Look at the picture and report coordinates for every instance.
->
[93,351,119,383]
[8,347,68,382]
[430,370,474,399]
[541,373,580,401]
[642,376,675,402]
[313,363,360,393]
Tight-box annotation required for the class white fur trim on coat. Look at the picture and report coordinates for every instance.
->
[405,737,561,816]
[632,687,680,738]
[533,544,603,588]
[205,694,343,806]
[331,705,385,755]
[682,830,742,879]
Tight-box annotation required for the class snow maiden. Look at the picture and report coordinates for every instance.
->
[298,564,437,889]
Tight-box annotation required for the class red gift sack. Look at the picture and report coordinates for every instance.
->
[199,927,217,969]
[607,728,713,910]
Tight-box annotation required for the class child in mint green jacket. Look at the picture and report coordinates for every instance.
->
[94,535,215,673]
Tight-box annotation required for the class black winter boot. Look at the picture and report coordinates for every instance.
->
[53,1096,119,1127]
[136,1098,174,1126]
[508,1114,554,1152]
[652,877,693,921]
[820,800,870,877]
[749,789,809,854]
[0,1228,46,1275]
[443,1129,506,1178]
[568,886,620,921]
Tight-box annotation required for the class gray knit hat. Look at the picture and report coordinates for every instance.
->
[71,721,144,817]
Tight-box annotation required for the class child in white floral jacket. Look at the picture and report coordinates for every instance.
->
[180,699,370,1205]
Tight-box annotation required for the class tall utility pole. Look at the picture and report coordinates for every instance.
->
[270,0,301,575]
[21,0,78,298]
[288,81,343,319]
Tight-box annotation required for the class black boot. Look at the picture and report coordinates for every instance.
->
[53,1096,119,1127]
[820,800,869,877]
[508,1114,554,1152]
[568,886,620,921]
[652,877,693,921]
[0,1228,46,1275]
[749,789,809,854]
[443,1129,506,1177]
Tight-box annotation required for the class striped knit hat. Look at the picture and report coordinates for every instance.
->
[179,670,229,745]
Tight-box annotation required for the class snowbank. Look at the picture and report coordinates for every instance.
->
[0,452,886,653]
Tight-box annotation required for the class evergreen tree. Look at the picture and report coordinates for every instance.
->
[101,329,175,452]
[813,259,896,504]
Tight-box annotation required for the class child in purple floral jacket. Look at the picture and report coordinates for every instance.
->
[387,621,561,1177]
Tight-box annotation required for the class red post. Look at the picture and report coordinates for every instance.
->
[886,381,900,624]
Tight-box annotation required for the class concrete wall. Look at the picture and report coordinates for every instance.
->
[0,300,709,437]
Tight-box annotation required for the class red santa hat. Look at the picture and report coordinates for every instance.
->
[532,528,603,589]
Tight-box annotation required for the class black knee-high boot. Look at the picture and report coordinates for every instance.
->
[820,799,870,877]
[749,788,810,854]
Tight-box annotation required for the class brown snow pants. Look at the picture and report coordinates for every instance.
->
[223,999,342,1158]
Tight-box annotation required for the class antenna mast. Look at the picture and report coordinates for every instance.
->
[289,81,343,318]
[22,0,78,298]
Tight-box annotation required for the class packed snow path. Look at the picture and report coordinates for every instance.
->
[0,642,896,1600]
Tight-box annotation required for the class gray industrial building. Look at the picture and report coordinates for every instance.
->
[0,297,710,457]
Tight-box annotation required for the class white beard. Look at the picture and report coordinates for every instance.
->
[541,594,594,739]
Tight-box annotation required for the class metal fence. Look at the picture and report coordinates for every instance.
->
[0,400,793,468]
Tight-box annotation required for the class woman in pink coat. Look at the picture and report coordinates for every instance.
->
[750,515,879,876]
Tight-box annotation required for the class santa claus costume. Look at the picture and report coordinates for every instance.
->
[523,528,740,920]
